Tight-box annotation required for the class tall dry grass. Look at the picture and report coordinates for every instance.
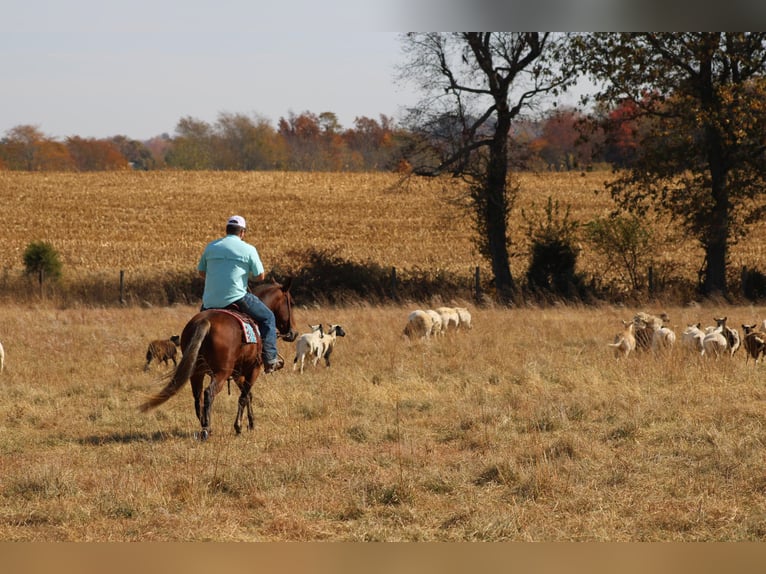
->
[2,301,766,541]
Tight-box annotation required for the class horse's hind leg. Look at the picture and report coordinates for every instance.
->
[201,374,226,440]
[191,372,205,426]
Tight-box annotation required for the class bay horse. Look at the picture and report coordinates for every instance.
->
[139,279,297,439]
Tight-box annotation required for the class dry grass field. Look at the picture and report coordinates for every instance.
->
[3,301,766,541]
[3,171,766,542]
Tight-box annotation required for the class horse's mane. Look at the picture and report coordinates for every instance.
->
[252,278,292,297]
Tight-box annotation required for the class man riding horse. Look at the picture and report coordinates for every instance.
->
[197,215,284,373]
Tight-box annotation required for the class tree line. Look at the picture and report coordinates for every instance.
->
[0,107,627,174]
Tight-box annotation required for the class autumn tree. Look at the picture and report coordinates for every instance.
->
[0,125,73,171]
[166,117,216,170]
[111,135,155,170]
[214,112,286,170]
[578,32,766,297]
[66,137,127,171]
[398,33,576,304]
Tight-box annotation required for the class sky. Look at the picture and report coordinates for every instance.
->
[1,1,427,140]
[3,1,758,142]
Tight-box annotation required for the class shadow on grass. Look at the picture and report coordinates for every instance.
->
[76,428,191,445]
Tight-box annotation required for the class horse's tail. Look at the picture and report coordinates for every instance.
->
[139,318,210,412]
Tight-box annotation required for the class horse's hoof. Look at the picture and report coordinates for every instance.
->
[200,429,210,441]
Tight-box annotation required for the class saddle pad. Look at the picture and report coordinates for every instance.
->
[213,309,260,344]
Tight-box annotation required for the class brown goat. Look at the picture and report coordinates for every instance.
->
[144,335,181,371]
[742,324,766,365]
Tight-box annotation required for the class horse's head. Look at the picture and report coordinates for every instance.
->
[255,278,298,342]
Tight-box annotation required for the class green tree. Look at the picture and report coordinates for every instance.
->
[398,33,577,304]
[23,241,63,289]
[577,33,766,297]
[524,196,585,299]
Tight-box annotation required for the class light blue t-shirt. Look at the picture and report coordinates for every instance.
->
[198,234,264,308]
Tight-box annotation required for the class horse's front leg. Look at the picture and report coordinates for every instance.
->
[234,379,253,434]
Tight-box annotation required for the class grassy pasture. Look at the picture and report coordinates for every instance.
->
[2,171,766,541]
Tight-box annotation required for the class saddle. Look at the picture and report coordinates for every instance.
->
[211,306,260,344]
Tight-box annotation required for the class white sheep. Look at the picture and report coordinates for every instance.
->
[403,310,434,340]
[293,324,325,373]
[435,306,460,333]
[608,320,636,359]
[0,340,4,374]
[651,326,676,354]
[713,316,740,357]
[702,321,728,358]
[315,324,346,368]
[455,307,473,330]
[681,323,705,354]
[425,309,444,337]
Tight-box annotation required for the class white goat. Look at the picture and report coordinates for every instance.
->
[608,320,636,359]
[425,309,444,337]
[742,324,766,365]
[403,310,434,340]
[315,324,346,368]
[681,323,705,354]
[293,324,325,373]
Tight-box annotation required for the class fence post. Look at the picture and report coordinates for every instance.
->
[474,266,482,303]
[119,270,126,305]
[390,266,397,300]
[648,265,654,297]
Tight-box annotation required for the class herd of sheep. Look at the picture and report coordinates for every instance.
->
[402,306,473,340]
[609,311,766,363]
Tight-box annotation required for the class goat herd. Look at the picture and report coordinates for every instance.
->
[609,311,766,363]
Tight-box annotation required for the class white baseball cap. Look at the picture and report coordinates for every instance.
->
[227,215,246,229]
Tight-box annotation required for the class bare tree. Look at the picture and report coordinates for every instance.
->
[398,33,576,304]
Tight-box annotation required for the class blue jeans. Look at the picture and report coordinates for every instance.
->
[236,292,279,364]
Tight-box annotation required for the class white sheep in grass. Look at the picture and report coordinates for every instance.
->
[702,321,728,358]
[425,309,444,337]
[608,320,636,359]
[651,325,677,354]
[681,323,705,354]
[403,310,434,340]
[293,324,325,373]
[0,340,4,374]
[713,316,740,357]
[742,324,766,365]
[315,324,346,368]
[435,306,460,333]
[455,307,473,330]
